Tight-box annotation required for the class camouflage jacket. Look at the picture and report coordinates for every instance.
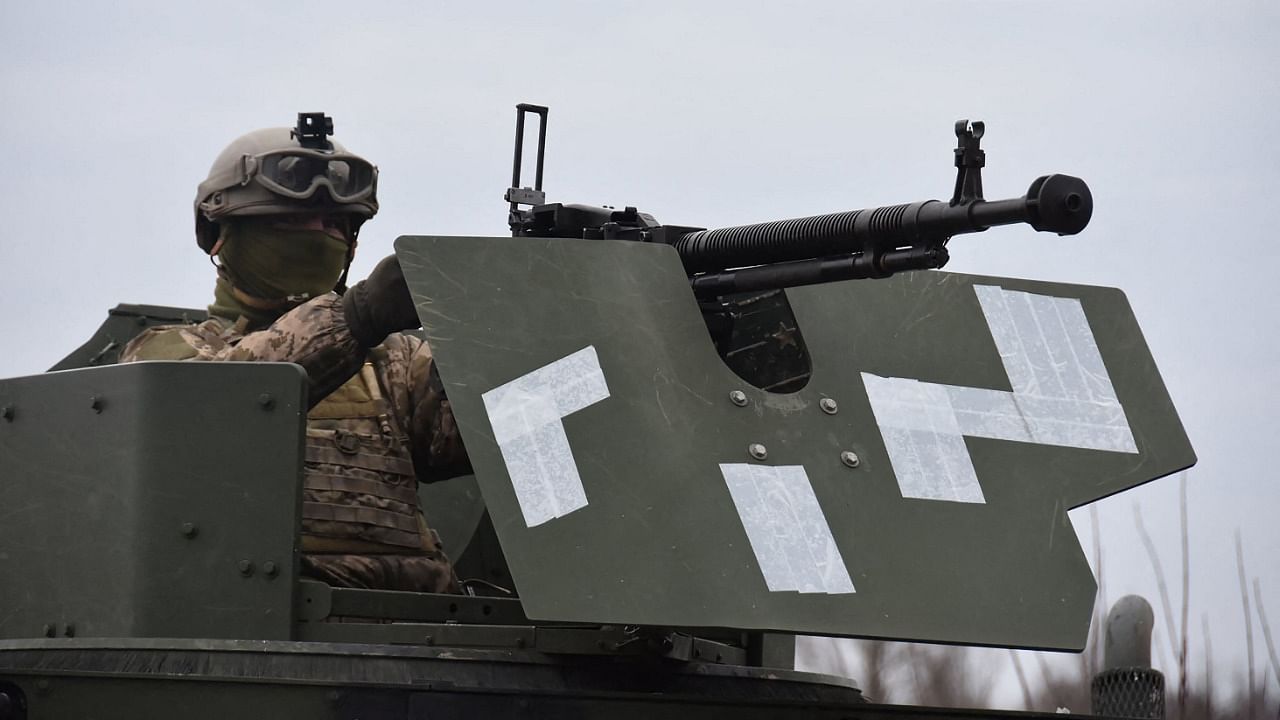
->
[120,293,468,481]
[119,293,470,591]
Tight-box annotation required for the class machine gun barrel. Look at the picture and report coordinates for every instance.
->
[674,173,1092,290]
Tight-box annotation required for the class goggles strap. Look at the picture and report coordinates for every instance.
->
[334,235,358,294]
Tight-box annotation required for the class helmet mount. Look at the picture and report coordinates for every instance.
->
[292,112,334,151]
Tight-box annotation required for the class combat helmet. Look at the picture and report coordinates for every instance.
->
[194,112,379,253]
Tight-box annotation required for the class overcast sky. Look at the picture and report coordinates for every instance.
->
[2,0,1277,709]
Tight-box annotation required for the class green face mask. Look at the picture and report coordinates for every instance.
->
[217,217,350,302]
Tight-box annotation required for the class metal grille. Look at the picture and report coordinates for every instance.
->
[1091,667,1165,719]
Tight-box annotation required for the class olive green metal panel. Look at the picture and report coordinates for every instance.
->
[0,639,869,719]
[417,474,486,560]
[396,235,1195,650]
[3,676,335,720]
[48,304,206,371]
[0,362,306,640]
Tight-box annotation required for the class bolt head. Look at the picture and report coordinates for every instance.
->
[238,560,255,576]
[748,443,768,461]
[1,405,13,421]
[89,396,103,413]
[840,450,861,468]
[263,561,278,578]
[181,522,198,538]
[257,394,275,410]
[819,397,839,414]
[728,390,749,407]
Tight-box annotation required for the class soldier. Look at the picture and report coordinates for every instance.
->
[121,113,469,593]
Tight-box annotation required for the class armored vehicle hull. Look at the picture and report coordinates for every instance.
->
[1,638,874,719]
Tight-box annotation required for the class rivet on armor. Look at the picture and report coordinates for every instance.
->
[748,443,768,461]
[263,561,279,578]
[42,623,54,638]
[728,390,749,407]
[63,623,75,638]
[238,560,255,577]
[181,522,198,539]
[89,396,103,413]
[1,405,13,422]
[257,393,275,410]
[819,397,839,414]
[840,450,861,468]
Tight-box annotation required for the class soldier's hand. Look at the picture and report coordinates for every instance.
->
[342,254,421,349]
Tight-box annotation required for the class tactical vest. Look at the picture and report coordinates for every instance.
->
[301,360,428,554]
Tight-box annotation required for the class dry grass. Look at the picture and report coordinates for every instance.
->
[796,473,1279,718]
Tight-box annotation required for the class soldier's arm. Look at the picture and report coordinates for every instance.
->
[401,335,472,484]
[120,293,367,407]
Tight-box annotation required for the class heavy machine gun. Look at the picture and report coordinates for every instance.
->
[505,103,1094,298]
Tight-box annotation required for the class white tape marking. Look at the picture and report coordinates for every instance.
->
[482,347,610,527]
[861,376,988,504]
[864,285,1138,504]
[721,464,856,594]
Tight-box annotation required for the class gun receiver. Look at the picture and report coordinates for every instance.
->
[506,108,1092,299]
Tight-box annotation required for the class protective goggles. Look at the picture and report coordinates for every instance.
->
[240,150,377,202]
